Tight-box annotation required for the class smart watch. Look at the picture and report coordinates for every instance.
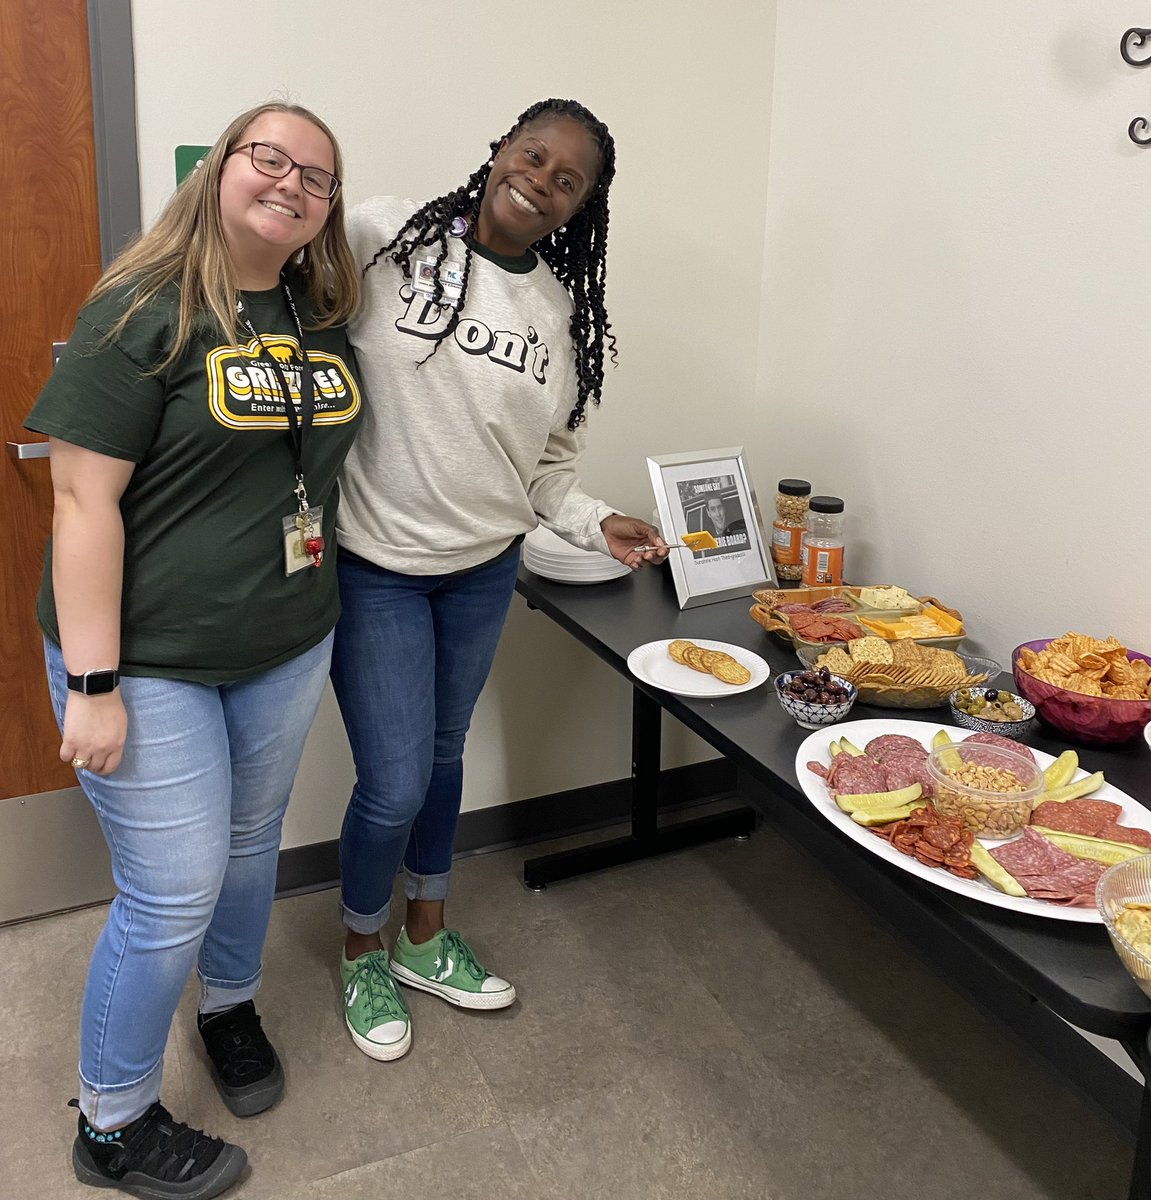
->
[66,668,120,696]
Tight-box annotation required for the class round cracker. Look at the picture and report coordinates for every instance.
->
[712,659,752,686]
[668,639,694,665]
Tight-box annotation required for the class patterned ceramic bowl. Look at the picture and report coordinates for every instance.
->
[774,671,857,730]
[948,687,1036,740]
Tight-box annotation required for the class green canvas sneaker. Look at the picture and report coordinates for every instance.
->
[390,927,516,1010]
[340,949,411,1060]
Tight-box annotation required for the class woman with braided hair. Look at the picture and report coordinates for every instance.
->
[331,98,667,1059]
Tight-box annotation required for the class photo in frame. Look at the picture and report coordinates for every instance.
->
[646,447,776,609]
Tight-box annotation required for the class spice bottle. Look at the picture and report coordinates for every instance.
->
[801,495,846,586]
[771,479,811,581]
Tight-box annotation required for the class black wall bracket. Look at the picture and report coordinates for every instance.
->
[1122,28,1151,143]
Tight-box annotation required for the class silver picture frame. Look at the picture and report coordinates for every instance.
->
[646,446,777,609]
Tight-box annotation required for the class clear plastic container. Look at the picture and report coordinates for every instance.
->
[925,742,1043,837]
[801,495,845,586]
[771,478,810,581]
[1098,856,1151,1000]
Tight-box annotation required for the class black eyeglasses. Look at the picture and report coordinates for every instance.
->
[232,141,341,200]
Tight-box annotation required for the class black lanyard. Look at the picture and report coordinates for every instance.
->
[237,277,316,506]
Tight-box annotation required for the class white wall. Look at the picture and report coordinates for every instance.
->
[129,2,778,846]
[759,2,1151,664]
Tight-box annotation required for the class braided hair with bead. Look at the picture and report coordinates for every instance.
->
[363,98,617,431]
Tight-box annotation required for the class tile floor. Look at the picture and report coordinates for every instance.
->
[0,825,1134,1199]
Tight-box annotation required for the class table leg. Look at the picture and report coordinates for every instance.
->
[522,688,757,890]
[1124,1029,1151,1200]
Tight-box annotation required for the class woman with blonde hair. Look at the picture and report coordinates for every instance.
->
[25,101,362,1199]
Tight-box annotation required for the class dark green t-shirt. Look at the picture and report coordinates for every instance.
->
[26,280,364,683]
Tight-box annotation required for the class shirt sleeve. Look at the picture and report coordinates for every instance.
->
[527,416,618,556]
[24,307,167,463]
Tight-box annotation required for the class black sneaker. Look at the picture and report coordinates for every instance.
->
[70,1099,246,1199]
[196,1001,284,1117]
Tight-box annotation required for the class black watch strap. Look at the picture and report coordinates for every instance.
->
[66,668,120,696]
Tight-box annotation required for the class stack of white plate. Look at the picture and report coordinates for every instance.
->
[522,524,632,584]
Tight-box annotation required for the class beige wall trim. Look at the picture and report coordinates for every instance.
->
[0,786,113,925]
[2,759,737,926]
[276,757,738,898]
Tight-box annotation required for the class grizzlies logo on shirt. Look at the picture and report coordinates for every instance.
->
[206,335,361,429]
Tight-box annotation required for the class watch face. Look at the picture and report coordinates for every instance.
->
[84,670,118,695]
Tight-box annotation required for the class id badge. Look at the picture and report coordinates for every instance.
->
[282,504,325,575]
[412,257,464,307]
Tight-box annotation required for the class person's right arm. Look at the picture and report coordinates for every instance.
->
[50,440,134,775]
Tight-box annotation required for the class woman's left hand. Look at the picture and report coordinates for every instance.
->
[601,514,669,570]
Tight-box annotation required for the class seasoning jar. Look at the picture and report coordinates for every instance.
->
[771,479,811,581]
[801,495,846,586]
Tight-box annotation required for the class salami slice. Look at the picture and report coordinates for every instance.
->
[865,734,928,763]
[989,829,1106,905]
[881,757,935,800]
[1095,821,1151,850]
[989,828,1068,877]
[811,597,853,613]
[962,731,1036,763]
[1026,859,1105,905]
[1030,798,1123,837]
[827,754,889,795]
[807,760,830,781]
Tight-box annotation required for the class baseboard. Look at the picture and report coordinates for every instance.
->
[274,757,736,898]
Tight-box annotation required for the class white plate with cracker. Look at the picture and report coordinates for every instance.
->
[627,639,770,698]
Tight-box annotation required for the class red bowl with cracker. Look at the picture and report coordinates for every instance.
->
[1012,638,1151,747]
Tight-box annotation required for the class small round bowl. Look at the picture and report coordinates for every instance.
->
[1097,855,1151,1000]
[956,654,1003,684]
[948,687,1036,739]
[774,671,857,730]
[925,741,1044,837]
[1012,639,1151,747]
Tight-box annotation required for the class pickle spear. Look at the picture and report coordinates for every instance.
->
[1043,750,1078,791]
[969,843,1027,897]
[834,784,924,814]
[1034,771,1105,805]
[851,803,927,827]
[1030,827,1143,866]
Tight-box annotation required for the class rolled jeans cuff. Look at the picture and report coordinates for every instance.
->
[340,897,392,936]
[198,967,262,1016]
[404,867,451,902]
[78,1058,163,1130]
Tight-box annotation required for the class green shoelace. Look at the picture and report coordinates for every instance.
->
[437,929,487,983]
[348,954,409,1022]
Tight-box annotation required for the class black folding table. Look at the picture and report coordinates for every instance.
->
[516,564,1151,1199]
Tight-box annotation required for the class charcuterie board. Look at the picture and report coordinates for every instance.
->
[795,719,1151,923]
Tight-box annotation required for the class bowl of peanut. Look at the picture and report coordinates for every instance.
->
[925,741,1044,838]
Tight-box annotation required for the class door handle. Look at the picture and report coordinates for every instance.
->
[6,441,51,460]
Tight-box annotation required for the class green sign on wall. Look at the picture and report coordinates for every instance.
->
[174,144,212,185]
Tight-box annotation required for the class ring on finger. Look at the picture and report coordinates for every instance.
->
[71,758,90,769]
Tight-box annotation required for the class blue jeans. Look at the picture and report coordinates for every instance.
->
[331,544,521,934]
[44,633,332,1128]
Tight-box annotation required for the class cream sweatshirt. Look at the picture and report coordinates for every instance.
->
[337,197,615,575]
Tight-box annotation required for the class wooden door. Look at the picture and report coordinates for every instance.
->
[1,0,103,799]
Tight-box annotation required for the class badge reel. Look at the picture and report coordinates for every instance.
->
[282,479,325,576]
[412,256,464,308]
